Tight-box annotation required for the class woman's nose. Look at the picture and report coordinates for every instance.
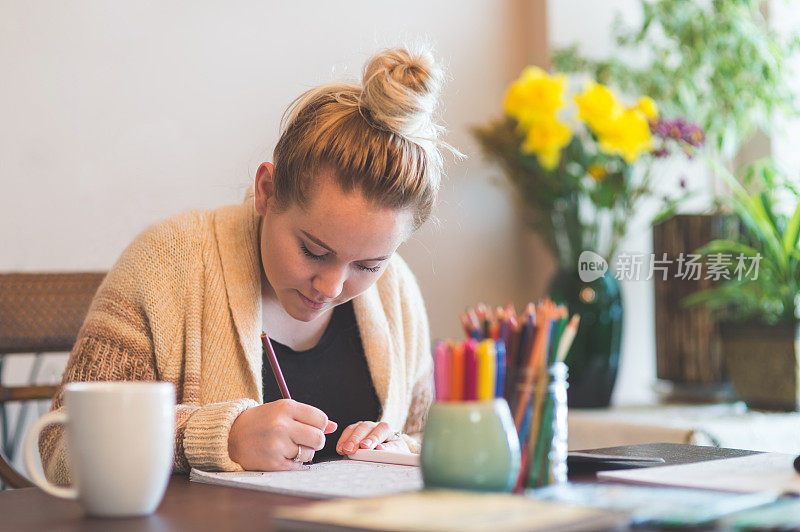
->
[313,268,346,300]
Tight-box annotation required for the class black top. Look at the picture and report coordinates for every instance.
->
[262,301,381,460]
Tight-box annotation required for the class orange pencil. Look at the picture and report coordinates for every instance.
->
[449,342,465,401]
[513,302,555,429]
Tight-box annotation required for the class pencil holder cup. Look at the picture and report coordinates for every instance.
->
[524,361,569,488]
[420,398,520,492]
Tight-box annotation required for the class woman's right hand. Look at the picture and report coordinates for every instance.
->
[227,399,337,471]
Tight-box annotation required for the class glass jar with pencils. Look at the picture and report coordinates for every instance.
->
[422,300,578,492]
[521,361,569,488]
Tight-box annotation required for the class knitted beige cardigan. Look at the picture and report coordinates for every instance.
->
[40,193,433,484]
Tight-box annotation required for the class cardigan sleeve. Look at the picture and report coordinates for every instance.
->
[39,216,255,485]
[393,259,434,453]
[39,336,257,485]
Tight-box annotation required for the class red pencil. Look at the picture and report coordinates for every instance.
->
[262,332,291,399]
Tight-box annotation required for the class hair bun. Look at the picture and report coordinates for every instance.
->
[360,47,444,140]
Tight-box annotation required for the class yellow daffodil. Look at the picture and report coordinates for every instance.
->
[504,67,567,126]
[636,96,658,120]
[520,115,573,170]
[597,108,653,163]
[574,82,622,136]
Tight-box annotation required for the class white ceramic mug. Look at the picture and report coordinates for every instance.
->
[23,381,175,517]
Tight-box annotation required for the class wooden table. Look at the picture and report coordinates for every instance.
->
[0,475,310,531]
[0,444,760,531]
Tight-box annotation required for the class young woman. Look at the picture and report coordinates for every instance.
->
[40,46,456,482]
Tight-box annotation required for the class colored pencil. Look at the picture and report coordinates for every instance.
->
[433,341,449,401]
[460,313,473,339]
[556,315,580,363]
[494,339,506,398]
[450,342,465,401]
[513,446,529,494]
[503,315,520,401]
[262,332,291,399]
[514,311,552,428]
[476,339,496,400]
[463,339,478,400]
[548,316,569,366]
[510,312,534,413]
[529,392,555,487]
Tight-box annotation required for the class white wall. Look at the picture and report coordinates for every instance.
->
[0,1,530,335]
[1,1,533,470]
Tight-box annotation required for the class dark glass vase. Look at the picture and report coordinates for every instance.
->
[548,269,623,408]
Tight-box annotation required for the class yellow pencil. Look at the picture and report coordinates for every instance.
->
[476,339,496,400]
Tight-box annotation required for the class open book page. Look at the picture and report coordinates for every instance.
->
[190,459,422,499]
[598,452,800,494]
[273,490,627,532]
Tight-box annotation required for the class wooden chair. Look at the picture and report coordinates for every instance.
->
[0,272,105,488]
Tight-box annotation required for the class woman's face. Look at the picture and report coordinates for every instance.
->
[254,163,414,322]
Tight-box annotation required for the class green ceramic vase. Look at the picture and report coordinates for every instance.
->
[420,399,520,492]
[548,269,623,408]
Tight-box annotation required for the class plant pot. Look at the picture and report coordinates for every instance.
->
[720,321,800,411]
[548,269,623,408]
[652,214,736,401]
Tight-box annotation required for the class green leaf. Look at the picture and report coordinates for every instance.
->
[783,200,800,255]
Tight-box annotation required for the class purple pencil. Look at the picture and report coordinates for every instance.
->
[464,338,478,400]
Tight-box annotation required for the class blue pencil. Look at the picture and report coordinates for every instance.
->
[494,339,506,398]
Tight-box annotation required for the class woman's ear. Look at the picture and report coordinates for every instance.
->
[254,162,275,215]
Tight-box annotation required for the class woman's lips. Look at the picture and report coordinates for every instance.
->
[297,290,328,310]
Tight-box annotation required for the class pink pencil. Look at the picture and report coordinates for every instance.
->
[262,332,291,399]
[433,341,450,401]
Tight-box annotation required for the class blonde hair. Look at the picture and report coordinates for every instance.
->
[272,46,458,230]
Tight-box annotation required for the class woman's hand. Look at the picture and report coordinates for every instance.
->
[335,421,410,455]
[228,399,337,471]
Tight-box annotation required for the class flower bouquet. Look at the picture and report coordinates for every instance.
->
[472,66,704,268]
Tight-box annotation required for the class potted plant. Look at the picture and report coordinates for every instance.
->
[684,160,800,410]
[472,67,702,407]
[552,0,800,398]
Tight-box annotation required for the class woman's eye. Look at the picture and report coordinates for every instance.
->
[300,244,326,261]
[357,263,381,273]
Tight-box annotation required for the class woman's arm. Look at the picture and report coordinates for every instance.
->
[38,320,258,485]
[38,215,257,484]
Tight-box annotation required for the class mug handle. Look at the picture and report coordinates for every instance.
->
[23,411,78,499]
